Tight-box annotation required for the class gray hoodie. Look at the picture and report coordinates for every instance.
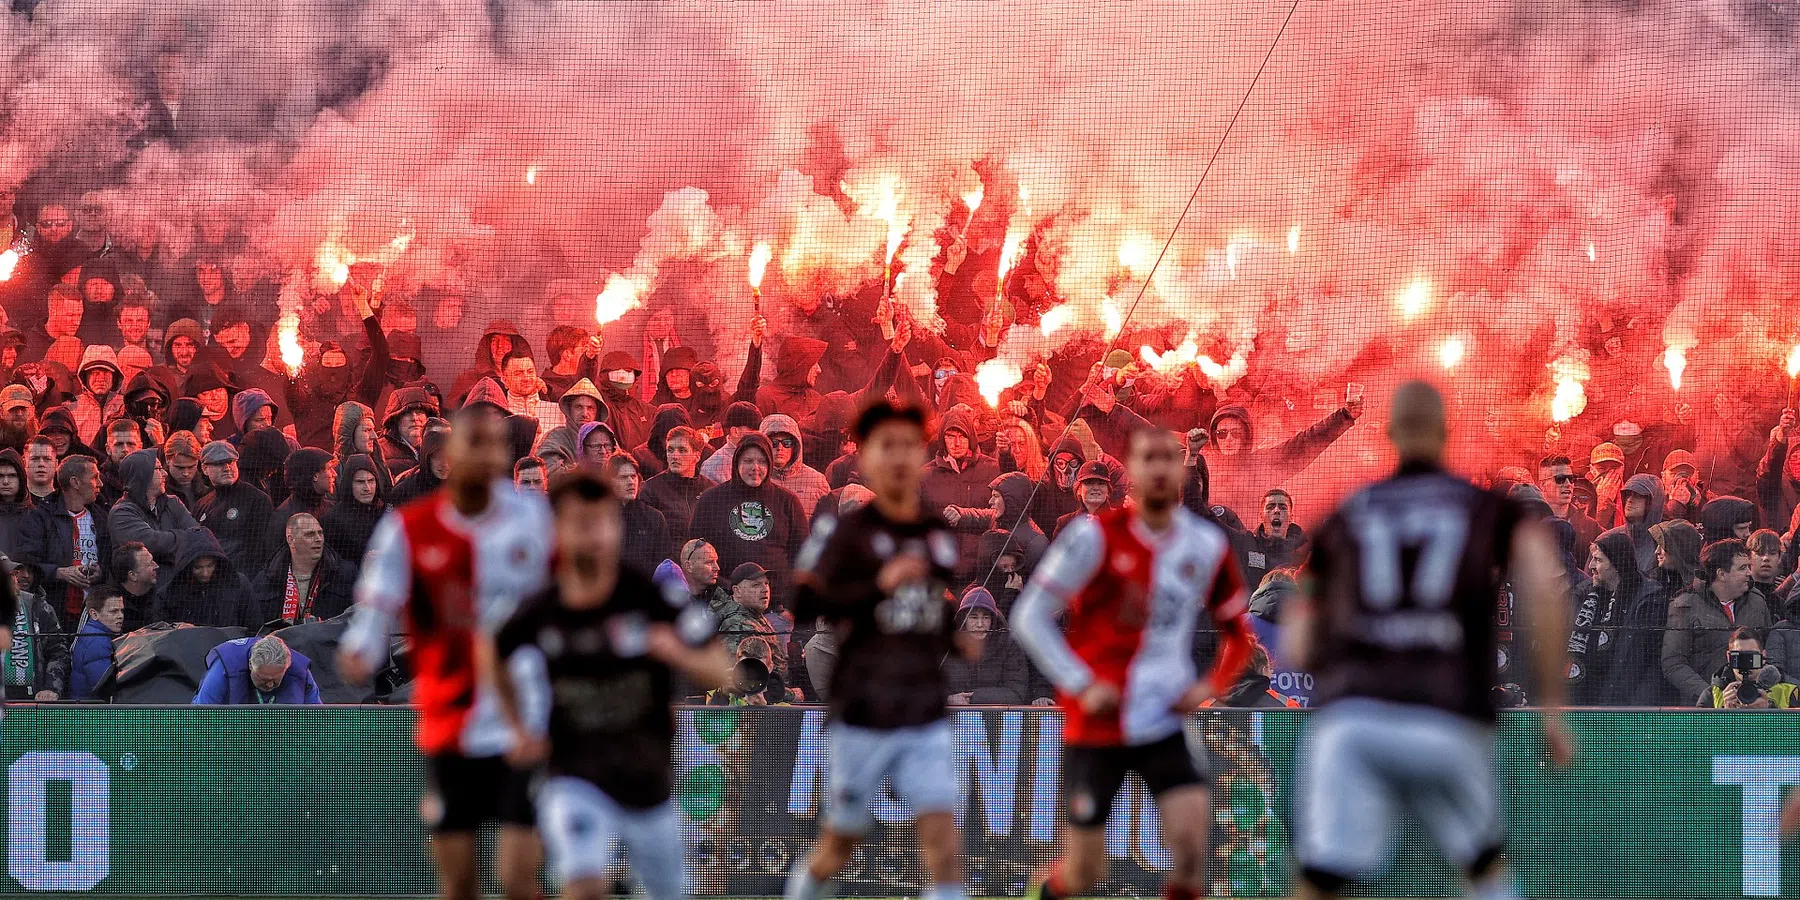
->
[107,448,199,566]
[759,413,830,518]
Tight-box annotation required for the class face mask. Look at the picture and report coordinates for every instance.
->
[608,370,636,387]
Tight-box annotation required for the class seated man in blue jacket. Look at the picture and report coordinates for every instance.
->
[67,587,126,700]
[192,634,322,705]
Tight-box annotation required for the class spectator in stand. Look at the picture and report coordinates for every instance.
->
[1589,441,1628,529]
[0,385,37,453]
[1663,538,1773,705]
[1706,628,1792,709]
[0,448,29,557]
[162,431,204,512]
[603,453,670,577]
[641,425,713,550]
[710,562,781,677]
[760,414,829,517]
[109,542,159,631]
[922,406,1002,580]
[757,335,827,422]
[21,437,53,506]
[942,586,1038,706]
[513,456,547,493]
[1700,496,1758,543]
[192,635,322,705]
[165,397,213,446]
[154,529,258,629]
[1,554,67,701]
[1538,455,1601,553]
[690,433,806,601]
[1649,519,1703,597]
[265,448,332,557]
[1661,450,1704,524]
[320,454,385,566]
[698,401,764,484]
[1245,568,1311,707]
[68,586,125,701]
[448,320,529,408]
[575,421,618,470]
[632,403,689,479]
[19,455,109,629]
[69,346,124,445]
[232,333,298,439]
[1232,489,1311,588]
[675,539,728,607]
[1202,395,1361,519]
[1199,640,1299,709]
[540,325,600,401]
[995,418,1047,483]
[1748,529,1790,618]
[945,471,1048,575]
[106,448,199,575]
[255,513,354,626]
[497,350,561,428]
[229,387,281,447]
[192,440,273,577]
[377,385,437,478]
[97,418,143,507]
[1617,474,1665,577]
[1052,461,1112,538]
[595,350,653,452]
[1568,531,1640,705]
[389,427,449,506]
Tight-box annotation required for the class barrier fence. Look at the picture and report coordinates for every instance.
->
[0,706,1797,897]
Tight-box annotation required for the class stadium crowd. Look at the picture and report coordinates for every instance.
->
[0,193,1790,711]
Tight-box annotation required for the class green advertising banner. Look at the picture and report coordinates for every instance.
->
[0,706,1796,898]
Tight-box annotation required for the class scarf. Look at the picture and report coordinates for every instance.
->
[4,603,31,687]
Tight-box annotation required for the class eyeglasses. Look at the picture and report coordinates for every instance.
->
[1550,474,1578,485]
[771,435,799,448]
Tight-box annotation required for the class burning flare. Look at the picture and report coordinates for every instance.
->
[277,316,304,376]
[1548,355,1590,423]
[0,249,18,282]
[1287,225,1301,255]
[974,359,1021,408]
[961,185,984,216]
[1785,344,1800,380]
[525,164,539,186]
[1140,337,1200,374]
[1118,233,1156,277]
[1439,337,1465,369]
[1662,346,1687,391]
[1039,305,1072,337]
[1397,277,1432,322]
[595,274,643,325]
[747,242,773,289]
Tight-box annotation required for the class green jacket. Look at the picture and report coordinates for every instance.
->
[707,590,783,676]
[1709,679,1796,709]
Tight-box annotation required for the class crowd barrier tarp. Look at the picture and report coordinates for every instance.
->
[0,707,1796,897]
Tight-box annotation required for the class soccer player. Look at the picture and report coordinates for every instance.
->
[338,406,553,900]
[785,400,973,900]
[1284,380,1574,900]
[484,470,730,900]
[1012,426,1255,900]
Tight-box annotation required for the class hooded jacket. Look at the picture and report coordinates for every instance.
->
[921,408,1003,578]
[123,370,173,421]
[633,402,690,479]
[320,453,386,565]
[689,432,808,595]
[291,314,391,450]
[758,413,831,518]
[0,448,31,557]
[1230,521,1309,590]
[161,319,204,369]
[1245,575,1311,706]
[389,429,450,507]
[448,320,531,408]
[106,449,200,569]
[1567,529,1644,705]
[1203,404,1357,517]
[264,448,333,559]
[66,614,116,701]
[596,351,654,453]
[231,388,278,438]
[193,475,275,579]
[376,385,440,477]
[557,378,607,432]
[688,340,763,429]
[238,427,292,505]
[70,345,124,446]
[332,401,390,494]
[152,529,259,630]
[532,425,580,473]
[941,587,1034,705]
[1619,473,1667,578]
[1700,496,1758,544]
[755,335,828,422]
[950,472,1049,574]
[650,345,700,408]
[640,413,716,553]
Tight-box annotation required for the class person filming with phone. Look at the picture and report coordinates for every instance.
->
[1708,629,1792,709]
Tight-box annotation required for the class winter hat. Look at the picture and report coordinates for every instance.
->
[724,401,764,432]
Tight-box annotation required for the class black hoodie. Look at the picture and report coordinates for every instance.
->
[320,453,385,565]
[152,529,259,630]
[689,432,807,597]
[194,476,276,578]
[264,448,333,559]
[632,403,691,479]
[389,429,449,507]
[0,448,30,557]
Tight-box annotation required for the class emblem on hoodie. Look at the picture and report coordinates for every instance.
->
[732,501,772,541]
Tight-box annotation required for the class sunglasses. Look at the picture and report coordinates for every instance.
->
[1549,474,1578,485]
[771,435,799,448]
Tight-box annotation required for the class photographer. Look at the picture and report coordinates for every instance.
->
[1707,628,1794,709]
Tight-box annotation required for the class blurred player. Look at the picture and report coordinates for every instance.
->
[785,400,973,900]
[485,470,729,900]
[1285,380,1574,900]
[1012,426,1255,900]
[338,405,553,900]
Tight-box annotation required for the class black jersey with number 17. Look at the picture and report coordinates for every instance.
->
[1306,462,1523,723]
[791,504,960,729]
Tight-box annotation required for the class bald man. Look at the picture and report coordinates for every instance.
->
[1284,380,1574,900]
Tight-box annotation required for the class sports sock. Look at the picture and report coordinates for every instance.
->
[785,864,832,900]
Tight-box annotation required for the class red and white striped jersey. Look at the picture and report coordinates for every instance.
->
[1012,506,1252,746]
[342,482,552,757]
